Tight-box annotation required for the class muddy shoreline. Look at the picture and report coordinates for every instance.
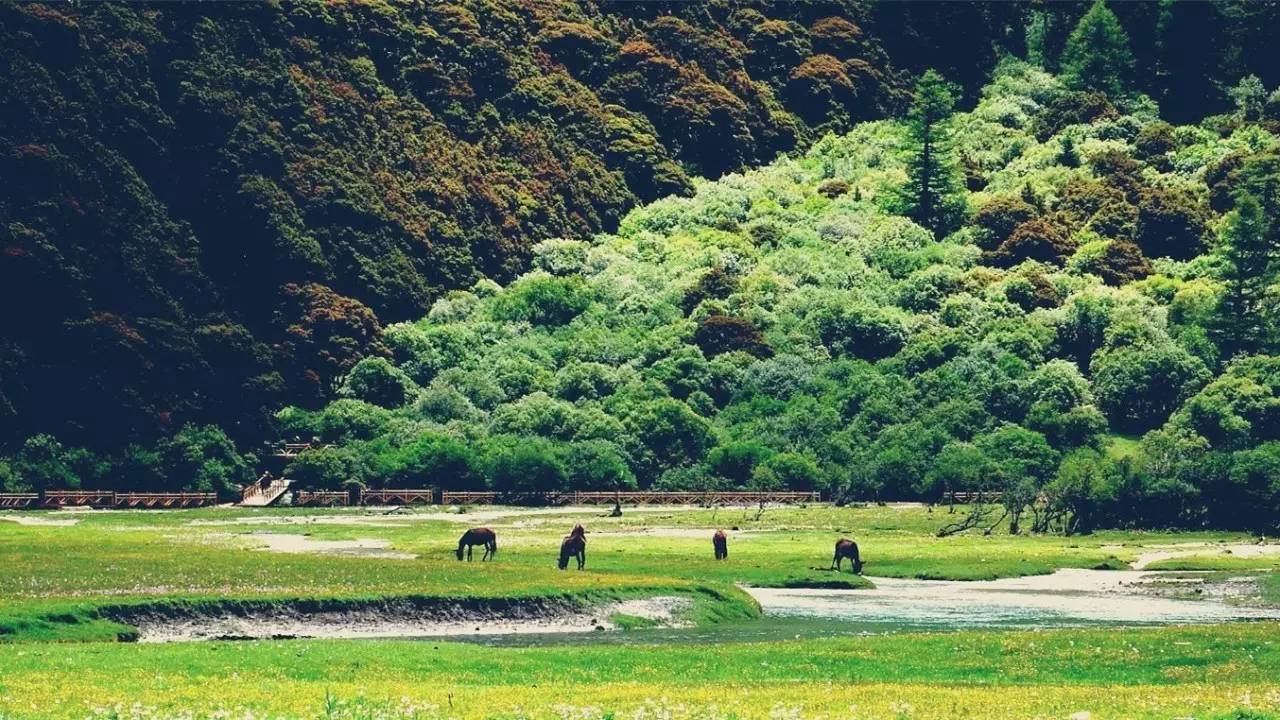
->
[98,594,691,643]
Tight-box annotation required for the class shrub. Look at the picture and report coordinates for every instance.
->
[986,219,1074,267]
[973,195,1037,250]
[694,315,773,358]
[492,274,593,326]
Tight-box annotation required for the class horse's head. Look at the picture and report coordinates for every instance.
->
[455,545,464,561]
[571,524,585,538]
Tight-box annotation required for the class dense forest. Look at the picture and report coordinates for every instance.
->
[4,1,1280,531]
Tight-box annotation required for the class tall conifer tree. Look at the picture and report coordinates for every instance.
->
[1212,194,1274,357]
[900,69,966,239]
[1060,0,1134,99]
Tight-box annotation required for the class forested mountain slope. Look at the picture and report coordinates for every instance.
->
[3,2,1280,523]
[0,0,906,449]
[4,1,1280,455]
[266,56,1280,532]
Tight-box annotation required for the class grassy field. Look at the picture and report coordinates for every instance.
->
[2,623,1279,719]
[2,503,1278,719]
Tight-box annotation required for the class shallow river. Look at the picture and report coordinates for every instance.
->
[129,568,1280,644]
[450,569,1280,647]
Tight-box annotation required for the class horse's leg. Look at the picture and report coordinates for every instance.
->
[578,548,586,570]
[467,544,473,561]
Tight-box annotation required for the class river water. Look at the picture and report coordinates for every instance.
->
[129,568,1280,645]
[450,569,1280,647]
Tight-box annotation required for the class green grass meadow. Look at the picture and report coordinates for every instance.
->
[1,504,1278,719]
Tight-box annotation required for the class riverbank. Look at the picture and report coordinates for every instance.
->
[3,504,1277,642]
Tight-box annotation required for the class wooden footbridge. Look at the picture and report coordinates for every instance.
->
[0,491,217,509]
[281,488,822,507]
[240,474,292,506]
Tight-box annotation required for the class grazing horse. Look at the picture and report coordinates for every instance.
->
[558,525,586,570]
[830,538,862,574]
[712,529,728,560]
[456,527,497,561]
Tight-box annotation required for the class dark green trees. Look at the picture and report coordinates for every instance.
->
[899,70,967,239]
[1060,0,1134,98]
[1211,194,1274,357]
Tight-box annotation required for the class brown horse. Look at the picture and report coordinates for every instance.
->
[558,524,586,570]
[456,527,497,561]
[831,538,862,574]
[712,529,728,560]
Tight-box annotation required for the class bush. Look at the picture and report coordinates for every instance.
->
[492,274,593,326]
[486,437,567,495]
[1135,187,1210,260]
[973,195,1037,250]
[338,357,416,409]
[813,304,907,360]
[986,219,1074,267]
[694,315,773,358]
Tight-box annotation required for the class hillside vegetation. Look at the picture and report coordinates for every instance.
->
[0,0,905,448]
[3,1,1280,453]
[267,52,1280,533]
[4,2,1280,534]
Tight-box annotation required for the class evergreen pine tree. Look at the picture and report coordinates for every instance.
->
[1211,194,1274,358]
[1058,135,1080,168]
[1060,0,1135,99]
[900,69,966,239]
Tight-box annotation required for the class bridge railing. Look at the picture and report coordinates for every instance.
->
[360,488,436,505]
[293,490,350,507]
[1,488,820,510]
[42,490,117,507]
[115,492,217,508]
[436,490,821,506]
[944,491,1005,504]
[265,442,335,458]
[0,493,40,509]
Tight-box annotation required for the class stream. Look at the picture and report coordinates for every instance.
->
[127,569,1280,644]
[455,569,1280,647]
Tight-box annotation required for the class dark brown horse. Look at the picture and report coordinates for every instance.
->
[712,529,728,560]
[456,527,497,561]
[831,538,862,573]
[558,524,586,570]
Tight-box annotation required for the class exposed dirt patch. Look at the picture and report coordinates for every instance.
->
[1131,542,1280,569]
[0,514,80,527]
[596,528,754,539]
[101,595,692,643]
[245,532,416,559]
